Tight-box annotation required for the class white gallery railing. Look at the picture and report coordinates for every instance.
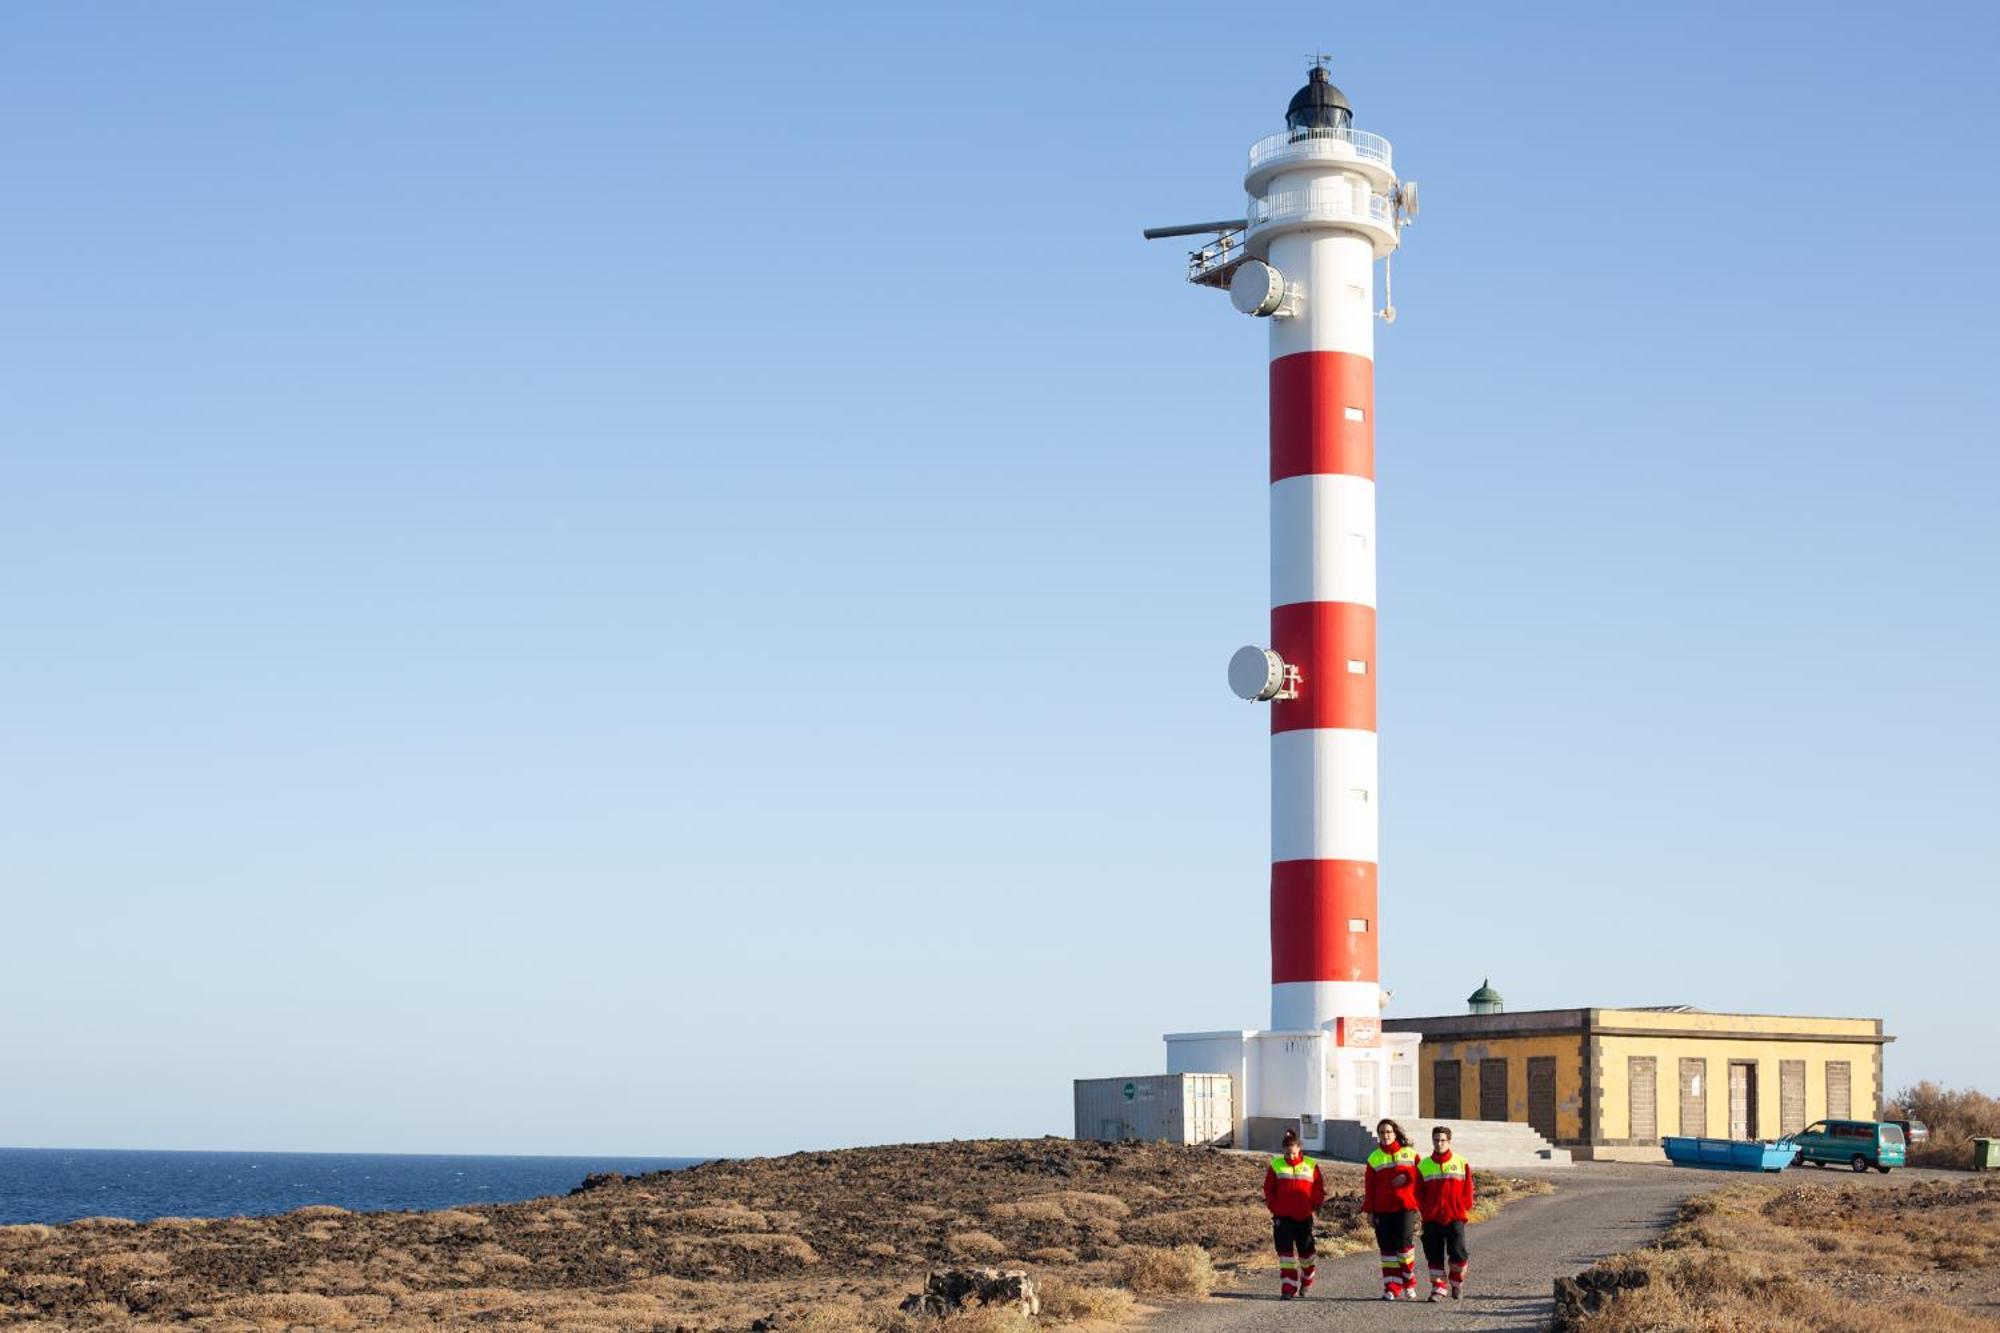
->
[1247,126,1393,174]
[1248,188,1395,230]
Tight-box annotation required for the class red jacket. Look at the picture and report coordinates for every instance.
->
[1362,1144,1421,1214]
[1416,1150,1475,1224]
[1262,1151,1325,1220]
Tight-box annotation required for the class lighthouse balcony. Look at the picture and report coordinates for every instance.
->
[1245,187,1399,255]
[1246,127,1395,194]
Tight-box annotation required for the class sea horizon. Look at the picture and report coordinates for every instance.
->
[0,1146,704,1226]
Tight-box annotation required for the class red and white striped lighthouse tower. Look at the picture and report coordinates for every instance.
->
[1153,61,1420,1147]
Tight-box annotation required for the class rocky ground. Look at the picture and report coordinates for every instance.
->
[0,1139,1551,1332]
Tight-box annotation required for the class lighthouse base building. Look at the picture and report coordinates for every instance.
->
[1160,1025,1422,1157]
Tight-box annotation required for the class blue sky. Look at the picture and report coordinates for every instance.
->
[3,3,1994,1156]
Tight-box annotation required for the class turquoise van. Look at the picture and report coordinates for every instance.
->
[1785,1119,1906,1172]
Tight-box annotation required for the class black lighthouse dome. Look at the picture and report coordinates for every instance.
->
[1286,64,1352,134]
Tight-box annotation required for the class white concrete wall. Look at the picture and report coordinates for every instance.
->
[1165,1030,1252,1146]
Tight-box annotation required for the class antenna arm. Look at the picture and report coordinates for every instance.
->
[1141,220,1249,240]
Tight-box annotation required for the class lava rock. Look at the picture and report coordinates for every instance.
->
[899,1268,1040,1318]
[1552,1267,1650,1330]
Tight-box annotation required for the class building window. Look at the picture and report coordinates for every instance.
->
[1827,1061,1852,1120]
[1346,918,1369,932]
[1346,659,1368,674]
[1780,1060,1806,1136]
[1344,406,1366,422]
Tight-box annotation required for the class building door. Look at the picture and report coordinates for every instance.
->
[1780,1060,1806,1136]
[1679,1057,1707,1138]
[1389,1057,1416,1117]
[1728,1061,1758,1140]
[1628,1056,1658,1142]
[1479,1059,1508,1122]
[1826,1062,1851,1119]
[1527,1057,1558,1141]
[1434,1060,1462,1120]
[1353,1059,1377,1120]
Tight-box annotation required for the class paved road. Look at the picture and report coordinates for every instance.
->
[1149,1164,1704,1333]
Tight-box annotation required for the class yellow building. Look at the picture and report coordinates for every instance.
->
[1384,998,1891,1161]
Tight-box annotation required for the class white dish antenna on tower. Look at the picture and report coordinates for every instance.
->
[1229,645,1295,701]
[1229,261,1287,317]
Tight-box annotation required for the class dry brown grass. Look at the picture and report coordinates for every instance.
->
[666,1203,770,1231]
[1556,1174,2000,1331]
[1034,1275,1136,1323]
[0,1139,1552,1331]
[983,1199,1067,1224]
[217,1291,356,1326]
[943,1231,1009,1261]
[1115,1244,1215,1297]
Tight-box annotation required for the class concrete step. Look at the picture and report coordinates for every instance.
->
[1320,1118,1573,1169]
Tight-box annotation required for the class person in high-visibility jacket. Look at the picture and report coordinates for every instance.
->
[1416,1125,1475,1300]
[1261,1128,1325,1299]
[1362,1118,1422,1299]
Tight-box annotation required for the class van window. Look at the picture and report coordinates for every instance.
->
[1802,1122,1827,1136]
[1880,1124,1905,1145]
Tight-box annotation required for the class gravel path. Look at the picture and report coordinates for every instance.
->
[1148,1163,1705,1333]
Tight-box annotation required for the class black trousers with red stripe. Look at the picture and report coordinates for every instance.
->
[1272,1216,1315,1258]
[1421,1219,1469,1283]
[1272,1215,1315,1294]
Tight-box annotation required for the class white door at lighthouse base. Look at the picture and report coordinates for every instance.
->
[1352,1060,1378,1120]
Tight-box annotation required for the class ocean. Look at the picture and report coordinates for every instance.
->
[0,1148,702,1225]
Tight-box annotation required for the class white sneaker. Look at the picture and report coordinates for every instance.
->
[1381,1292,1397,1301]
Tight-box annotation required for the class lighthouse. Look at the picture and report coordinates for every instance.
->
[1147,61,1422,1156]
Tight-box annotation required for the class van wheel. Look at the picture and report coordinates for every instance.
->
[1851,1155,1869,1172]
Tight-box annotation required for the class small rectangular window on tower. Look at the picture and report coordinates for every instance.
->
[1350,787,1370,804]
[1344,406,1366,422]
[1346,659,1368,674]
[1347,918,1370,933]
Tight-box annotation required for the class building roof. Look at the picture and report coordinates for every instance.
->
[1467,978,1503,1005]
[1383,1006,1890,1043]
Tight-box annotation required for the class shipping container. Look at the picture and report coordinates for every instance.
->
[1074,1073,1235,1146]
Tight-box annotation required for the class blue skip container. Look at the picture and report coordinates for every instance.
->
[1662,1136,1799,1172]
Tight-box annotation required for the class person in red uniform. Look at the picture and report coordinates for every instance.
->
[1362,1118,1422,1299]
[1261,1128,1325,1299]
[1416,1125,1475,1300]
